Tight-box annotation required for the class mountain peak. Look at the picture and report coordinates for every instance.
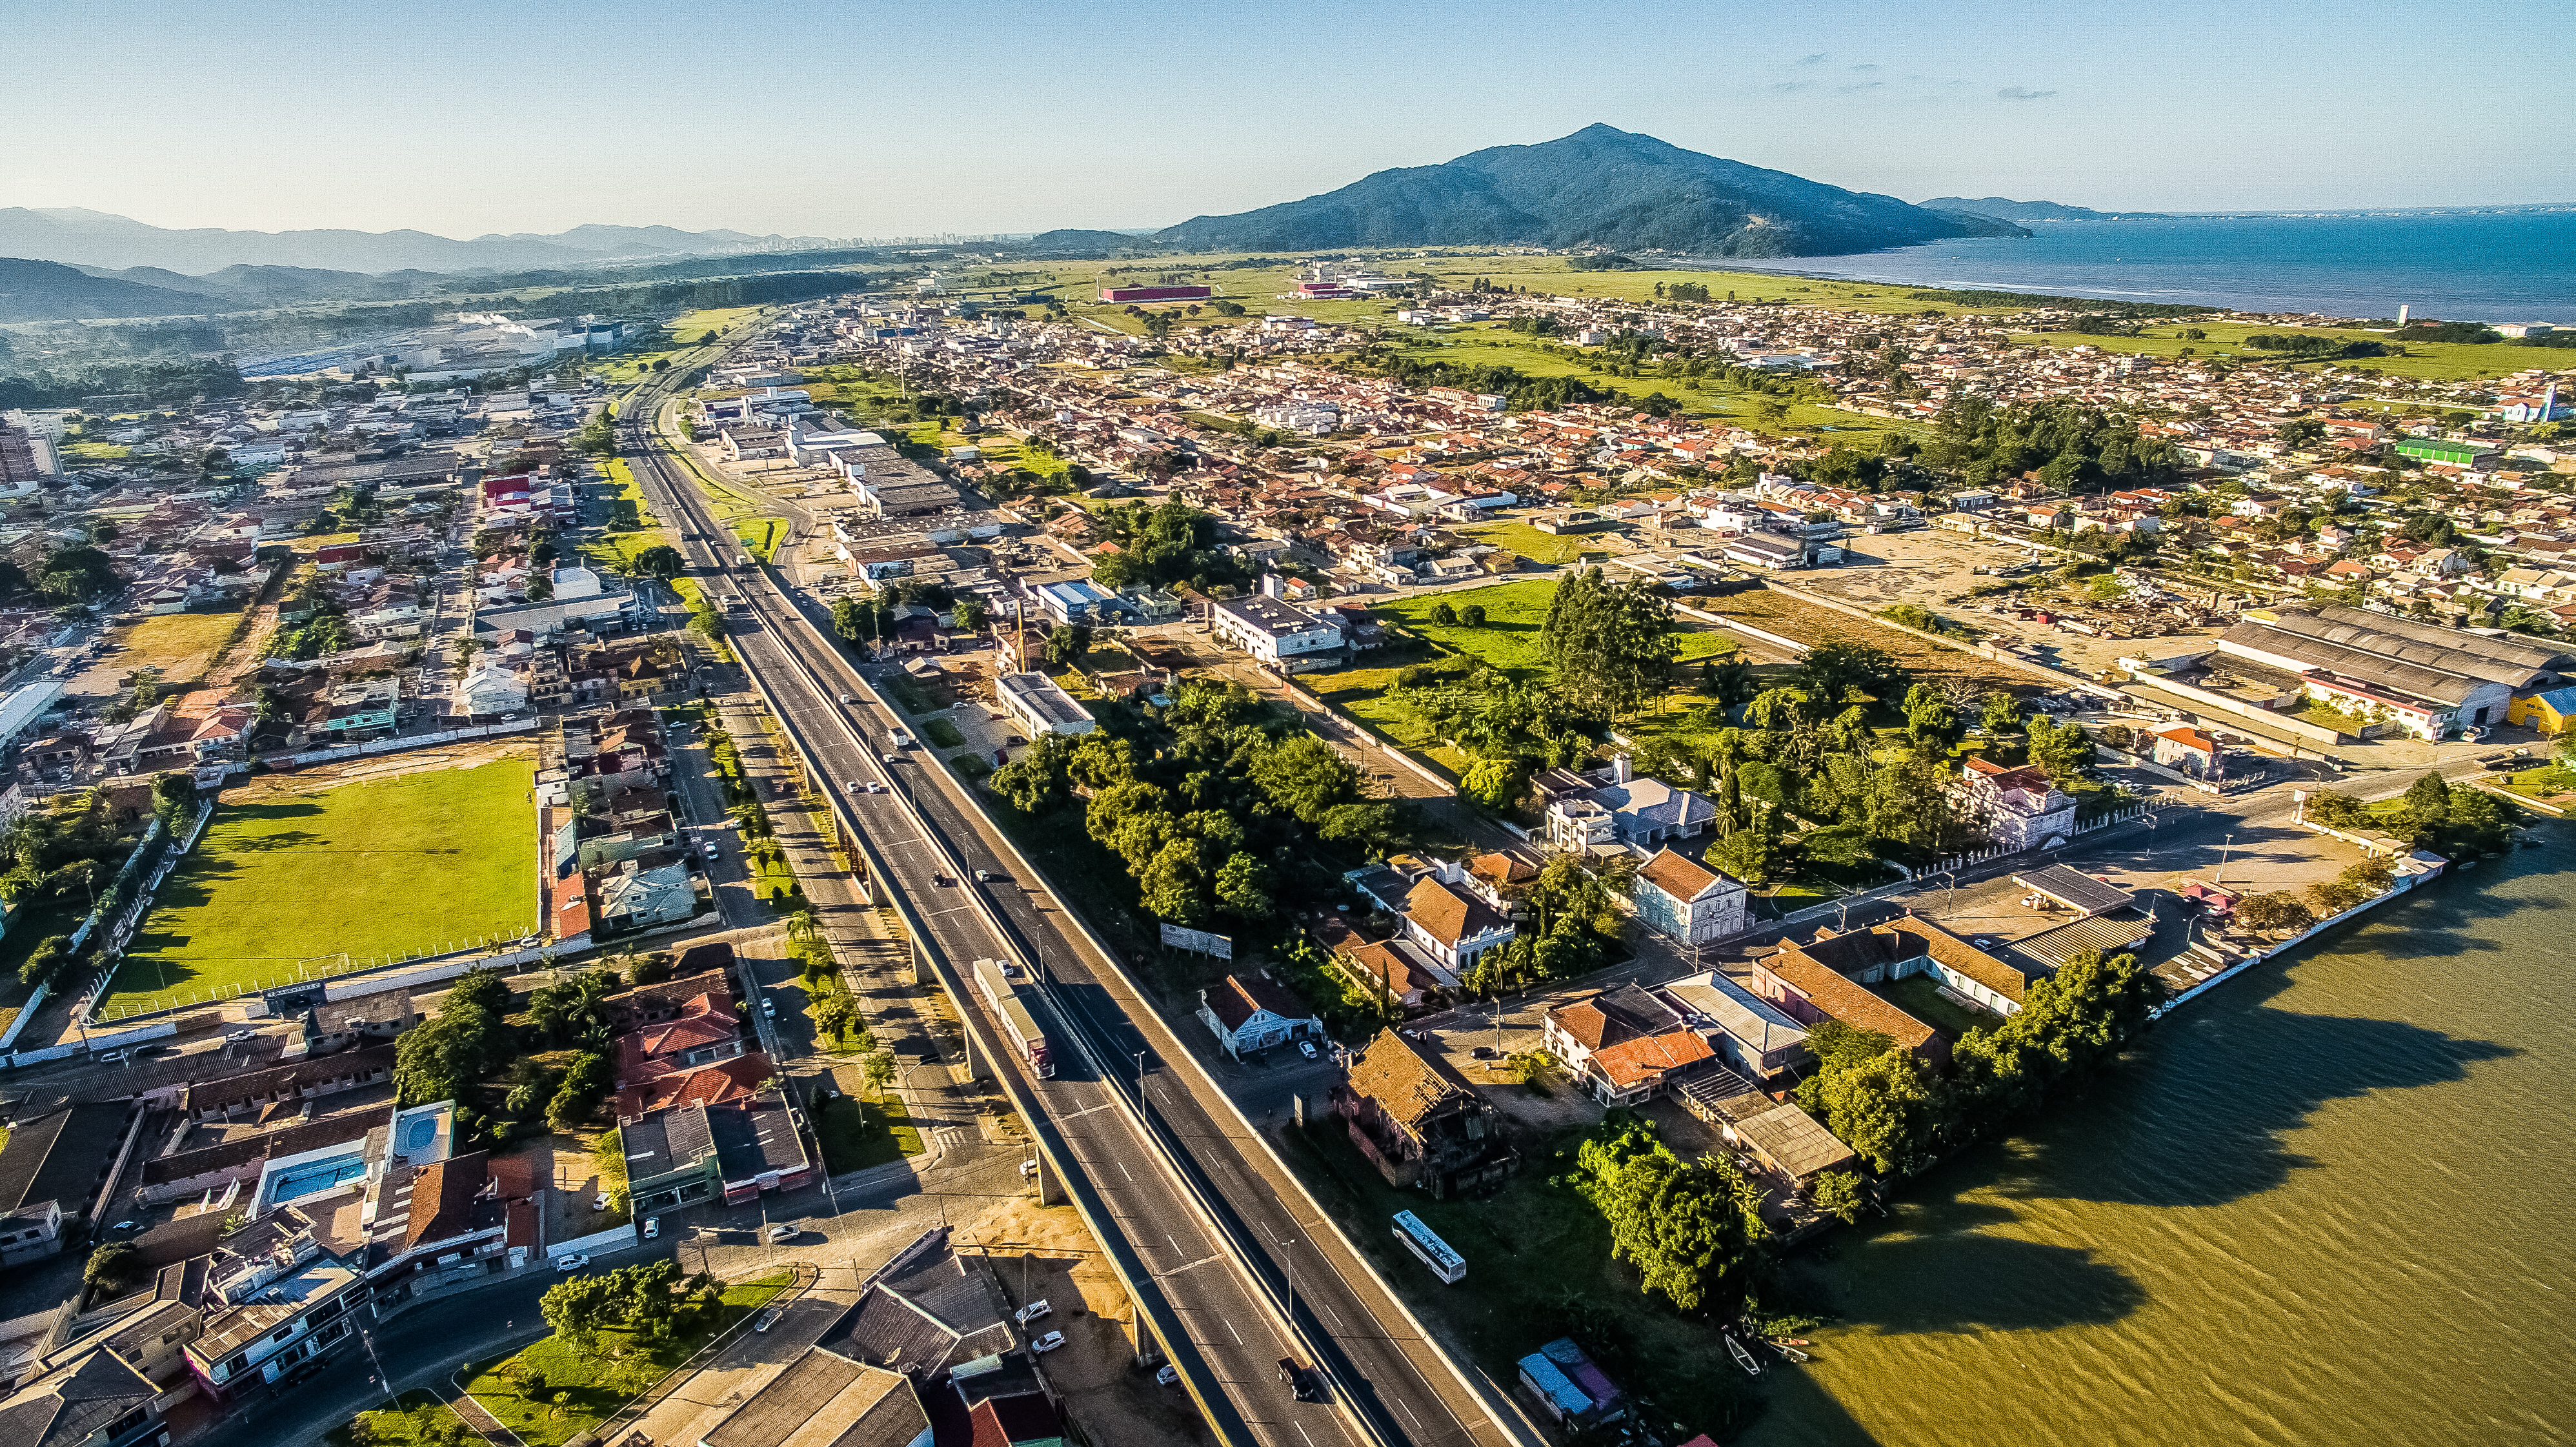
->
[1157,127,2023,256]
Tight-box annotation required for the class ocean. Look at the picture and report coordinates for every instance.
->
[1716,208,2576,321]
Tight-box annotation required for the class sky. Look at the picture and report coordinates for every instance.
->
[3,0,2569,241]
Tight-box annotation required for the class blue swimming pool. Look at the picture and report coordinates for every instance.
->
[401,1116,437,1154]
[269,1156,367,1204]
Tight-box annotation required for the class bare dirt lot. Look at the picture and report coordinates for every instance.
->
[962,1195,1211,1447]
[1813,530,2219,676]
[1704,584,2060,697]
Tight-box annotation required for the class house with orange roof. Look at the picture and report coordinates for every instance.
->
[1958,756,2075,850]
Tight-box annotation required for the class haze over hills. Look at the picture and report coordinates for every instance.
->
[0,208,839,276]
[0,257,221,322]
[1154,125,2026,256]
[1917,196,2169,223]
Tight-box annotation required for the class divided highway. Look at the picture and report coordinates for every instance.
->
[611,362,1523,1447]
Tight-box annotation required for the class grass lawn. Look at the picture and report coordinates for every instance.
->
[1456,520,1609,567]
[110,608,245,678]
[104,760,538,1016]
[814,1092,919,1172]
[63,441,130,461]
[1880,972,2004,1037]
[921,717,967,749]
[466,1271,790,1447]
[327,1390,474,1447]
[1389,328,1915,444]
[1280,1117,1756,1440]
[1374,580,1734,682]
[2007,319,2557,382]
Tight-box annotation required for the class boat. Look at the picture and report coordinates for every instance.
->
[1773,1338,1811,1347]
[1724,1333,1763,1377]
[1771,1342,1811,1364]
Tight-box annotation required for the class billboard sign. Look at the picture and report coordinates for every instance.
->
[1158,923,1234,960]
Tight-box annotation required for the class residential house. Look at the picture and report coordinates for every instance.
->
[1541,984,1718,1106]
[1397,877,1515,978]
[1627,847,1749,946]
[0,1348,170,1447]
[1194,973,1323,1060]
[1331,1028,1514,1197]
[1537,758,1718,853]
[1958,757,2076,851]
[2144,724,2224,780]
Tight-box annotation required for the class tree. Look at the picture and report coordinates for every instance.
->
[1797,638,1902,707]
[1799,1046,1942,1175]
[1980,691,2024,735]
[954,596,988,632]
[634,545,684,580]
[546,1052,612,1132]
[2235,890,2314,934]
[1542,567,1678,719]
[541,1273,618,1351]
[1430,601,1458,626]
[1459,602,1487,627]
[1214,851,1273,917]
[1043,624,1092,669]
[810,990,858,1041]
[863,1049,898,1096]
[1811,1169,1866,1225]
[525,574,554,602]
[1576,1115,1763,1313]
[18,934,75,990]
[2025,713,2095,781]
[84,1243,139,1295]
[1461,755,1523,809]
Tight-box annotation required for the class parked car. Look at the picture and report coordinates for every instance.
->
[1030,1330,1066,1354]
[643,1217,659,1239]
[1469,1045,1497,1061]
[1156,1363,1181,1387]
[1014,1299,1052,1326]
[591,1193,612,1212]
[1298,1040,1319,1060]
[554,1253,590,1272]
[764,1222,796,1243]
[1020,1159,1040,1180]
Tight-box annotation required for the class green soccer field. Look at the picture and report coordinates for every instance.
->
[102,760,538,1017]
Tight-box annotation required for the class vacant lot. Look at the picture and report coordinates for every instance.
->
[466,1271,789,1447]
[1456,519,1609,567]
[105,759,538,1015]
[1706,585,2051,698]
[1374,579,1733,681]
[111,609,245,680]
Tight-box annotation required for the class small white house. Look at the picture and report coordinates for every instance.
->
[1196,973,1323,1060]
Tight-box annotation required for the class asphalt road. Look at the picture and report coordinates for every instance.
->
[620,393,1398,1447]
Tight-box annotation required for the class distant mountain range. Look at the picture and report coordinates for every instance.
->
[1916,196,2169,223]
[1153,125,2026,257]
[0,207,839,276]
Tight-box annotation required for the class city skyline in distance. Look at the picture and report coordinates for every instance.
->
[2,0,2564,241]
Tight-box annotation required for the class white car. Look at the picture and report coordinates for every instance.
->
[974,869,999,884]
[1020,1159,1040,1180]
[887,728,916,748]
[752,1308,781,1332]
[554,1254,590,1272]
[1298,1040,1319,1060]
[764,1222,796,1242]
[838,694,856,704]
[1029,1330,1066,1354]
[1014,1299,1052,1326]
[591,1193,612,1212]
[643,1217,659,1239]
[881,752,901,765]
[225,1029,257,1044]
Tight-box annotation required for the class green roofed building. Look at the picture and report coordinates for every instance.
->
[2392,436,2493,467]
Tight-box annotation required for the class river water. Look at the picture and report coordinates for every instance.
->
[1740,832,2576,1447]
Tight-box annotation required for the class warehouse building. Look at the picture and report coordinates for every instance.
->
[2212,603,2571,739]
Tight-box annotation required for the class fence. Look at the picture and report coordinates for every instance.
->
[88,931,554,1026]
[1924,804,2148,878]
[271,716,538,769]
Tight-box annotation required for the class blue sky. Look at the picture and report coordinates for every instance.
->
[3,0,2565,238]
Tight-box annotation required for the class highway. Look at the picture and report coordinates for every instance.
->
[616,359,1449,1447]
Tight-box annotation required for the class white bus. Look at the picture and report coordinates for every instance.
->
[1392,1210,1465,1284]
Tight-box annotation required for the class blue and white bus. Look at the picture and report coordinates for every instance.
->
[1392,1210,1466,1284]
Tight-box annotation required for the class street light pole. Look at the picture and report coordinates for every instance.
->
[2217,833,2235,887]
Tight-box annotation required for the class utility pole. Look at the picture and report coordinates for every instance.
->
[2216,833,2235,888]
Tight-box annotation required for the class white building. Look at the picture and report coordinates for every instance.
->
[1210,591,1344,673]
[1958,758,2076,850]
[1629,847,1749,946]
[996,672,1097,740]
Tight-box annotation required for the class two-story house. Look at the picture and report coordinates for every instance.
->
[1331,1029,1514,1198]
[1398,878,1516,977]
[1958,757,2075,851]
[1628,847,1749,946]
[1210,591,1345,673]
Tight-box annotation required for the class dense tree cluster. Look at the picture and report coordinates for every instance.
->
[2244,334,2391,359]
[1797,948,2160,1174]
[989,680,1416,927]
[538,1259,719,1350]
[2302,773,2510,860]
[1338,349,1618,412]
[1085,502,1246,594]
[392,967,517,1108]
[1542,567,1680,720]
[1575,1111,1766,1313]
[1922,396,2181,492]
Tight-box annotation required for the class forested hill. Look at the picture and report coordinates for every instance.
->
[1154,125,2028,257]
[0,256,219,322]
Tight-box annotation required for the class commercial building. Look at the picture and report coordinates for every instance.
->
[2213,603,2568,738]
[1209,592,1345,673]
[996,672,1096,739]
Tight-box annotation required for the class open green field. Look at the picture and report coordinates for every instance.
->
[1373,580,1735,680]
[2009,319,2558,382]
[814,1091,921,1171]
[1389,327,1913,442]
[104,760,538,1016]
[466,1271,789,1447]
[111,608,245,679]
[1456,520,1611,567]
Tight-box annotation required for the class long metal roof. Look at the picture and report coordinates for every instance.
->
[2251,606,2561,689]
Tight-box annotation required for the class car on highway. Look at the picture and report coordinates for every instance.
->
[1014,1299,1051,1326]
[1029,1330,1066,1354]
[887,728,916,748]
[225,1029,257,1044]
[1278,1358,1322,1401]
[881,752,901,765]
[764,1222,796,1243]
[973,869,1000,884]
[838,694,855,704]
[554,1254,590,1272]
